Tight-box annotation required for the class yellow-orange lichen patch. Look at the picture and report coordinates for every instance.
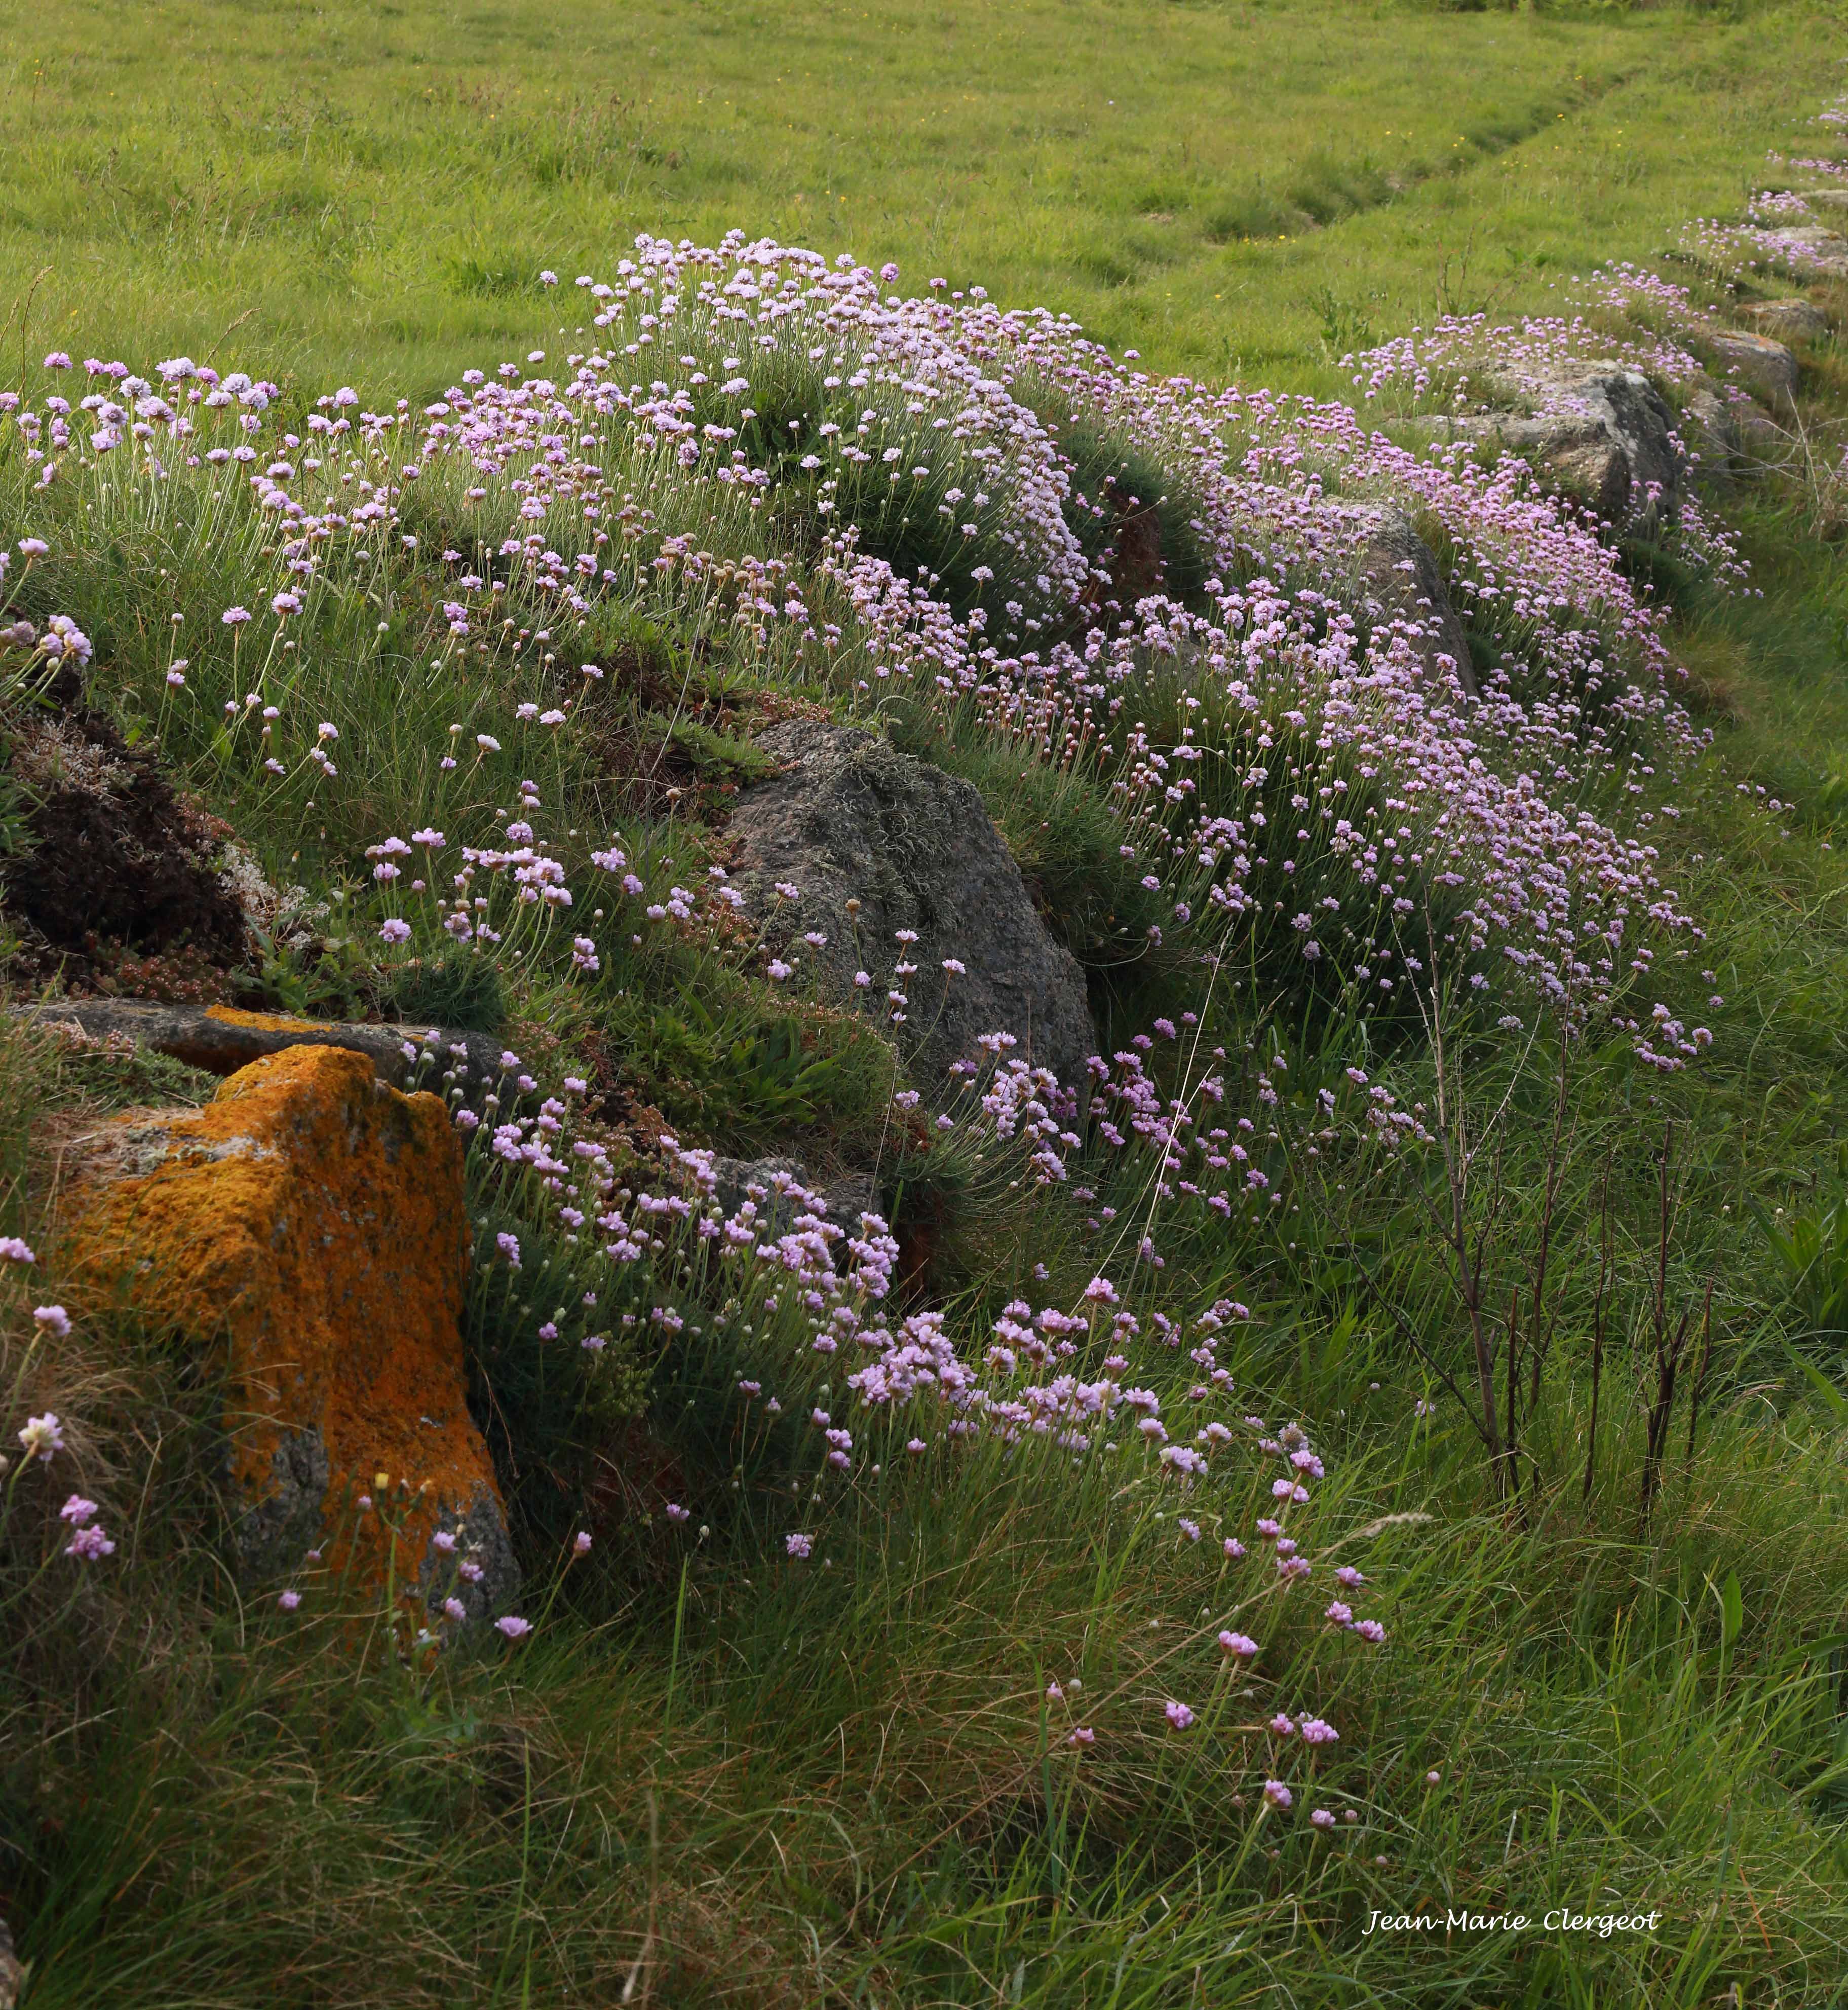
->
[58,1043,515,1615]
[203,1004,325,1034]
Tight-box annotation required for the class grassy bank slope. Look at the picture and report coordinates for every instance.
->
[4,5,1848,2007]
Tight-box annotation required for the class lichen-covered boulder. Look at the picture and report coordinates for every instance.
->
[57,1044,516,1620]
[728,719,1097,1096]
[1422,362,1682,532]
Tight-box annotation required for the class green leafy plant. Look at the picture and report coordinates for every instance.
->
[1757,1147,1848,1342]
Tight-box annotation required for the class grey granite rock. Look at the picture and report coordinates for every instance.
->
[728,720,1097,1096]
[1419,362,1682,532]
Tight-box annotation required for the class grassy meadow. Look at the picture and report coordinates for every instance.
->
[6,2,1848,2007]
[0,0,1828,392]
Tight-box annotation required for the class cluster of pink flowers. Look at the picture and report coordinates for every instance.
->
[14,78,1835,1674]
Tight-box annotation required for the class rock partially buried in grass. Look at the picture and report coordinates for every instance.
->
[729,719,1097,1096]
[1421,361,1682,532]
[17,997,517,1112]
[1759,223,1848,278]
[1684,374,1787,471]
[708,1153,880,1245]
[1336,500,1478,695]
[1737,297,1830,343]
[56,1043,517,1622]
[1706,328,1799,407]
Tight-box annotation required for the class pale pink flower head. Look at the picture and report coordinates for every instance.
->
[18,1413,62,1461]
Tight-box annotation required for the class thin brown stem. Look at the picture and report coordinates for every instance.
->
[1583,1157,1612,1504]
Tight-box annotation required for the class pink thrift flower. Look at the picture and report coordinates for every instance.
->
[1218,1631,1258,1659]
[786,1532,813,1559]
[278,1589,301,1611]
[1311,1808,1336,1830]
[33,1305,70,1337]
[573,1531,593,1556]
[1263,1779,1292,1809]
[1164,1700,1196,1731]
[495,1615,532,1640]
[18,1413,62,1461]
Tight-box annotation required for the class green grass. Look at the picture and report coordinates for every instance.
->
[9,2,1848,2005]
[0,0,1833,398]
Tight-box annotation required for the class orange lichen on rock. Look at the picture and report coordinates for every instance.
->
[202,1003,325,1034]
[58,1043,516,1618]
